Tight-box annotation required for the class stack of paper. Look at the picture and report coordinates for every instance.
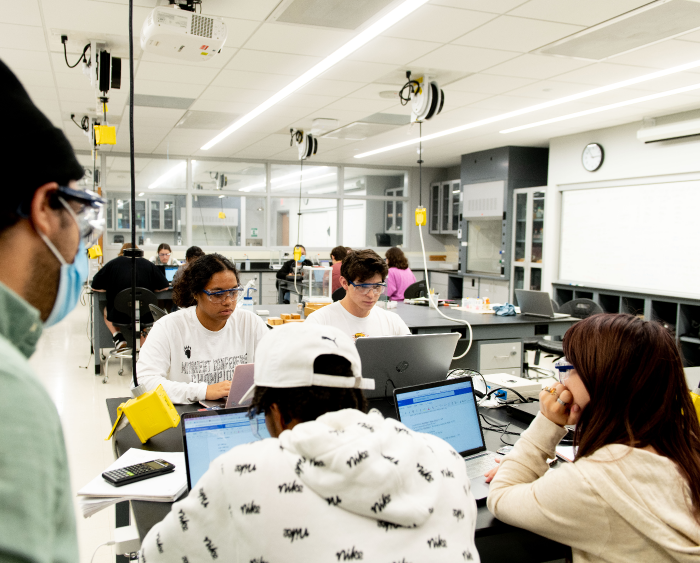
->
[78,448,186,518]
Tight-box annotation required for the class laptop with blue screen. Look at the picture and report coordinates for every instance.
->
[181,407,270,490]
[164,265,179,284]
[393,377,500,501]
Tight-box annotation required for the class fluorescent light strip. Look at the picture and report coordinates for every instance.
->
[200,0,429,151]
[500,82,700,133]
[149,162,186,189]
[354,58,700,159]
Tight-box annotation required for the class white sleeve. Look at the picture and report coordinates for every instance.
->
[252,314,270,347]
[304,309,324,324]
[392,312,411,335]
[136,320,208,404]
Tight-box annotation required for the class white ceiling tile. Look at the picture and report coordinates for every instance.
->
[296,79,366,97]
[320,60,396,83]
[57,87,99,105]
[0,48,51,73]
[134,79,206,98]
[607,39,700,69]
[505,80,598,100]
[678,28,700,43]
[33,99,62,116]
[508,0,653,26]
[135,61,220,85]
[276,92,340,109]
[484,53,591,79]
[23,83,59,102]
[1,0,42,26]
[226,49,321,76]
[409,44,520,74]
[453,16,584,52]
[440,89,493,107]
[199,85,274,104]
[11,68,54,87]
[554,62,655,86]
[212,69,292,91]
[429,0,528,14]
[42,3,152,41]
[55,72,92,90]
[130,107,187,128]
[468,94,555,112]
[384,5,497,43]
[323,97,396,113]
[189,98,256,115]
[243,24,353,58]
[346,82,404,100]
[139,47,238,69]
[349,37,441,65]
[0,23,46,52]
[216,17,263,49]
[447,73,537,94]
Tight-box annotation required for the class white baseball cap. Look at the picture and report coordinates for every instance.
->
[240,323,375,403]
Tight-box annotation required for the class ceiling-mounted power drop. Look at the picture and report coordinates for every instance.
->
[400,71,445,123]
[290,128,318,161]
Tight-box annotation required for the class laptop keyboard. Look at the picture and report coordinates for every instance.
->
[464,453,500,479]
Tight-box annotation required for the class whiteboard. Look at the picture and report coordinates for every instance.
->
[559,180,700,298]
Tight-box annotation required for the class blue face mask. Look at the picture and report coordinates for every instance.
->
[299,255,306,262]
[37,202,89,327]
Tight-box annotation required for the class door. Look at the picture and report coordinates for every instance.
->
[277,211,289,246]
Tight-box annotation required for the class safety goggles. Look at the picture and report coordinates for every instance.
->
[158,252,171,258]
[202,287,244,303]
[247,406,266,440]
[349,281,387,296]
[57,187,105,247]
[554,357,575,385]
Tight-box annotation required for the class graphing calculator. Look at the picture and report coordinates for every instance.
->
[102,459,175,487]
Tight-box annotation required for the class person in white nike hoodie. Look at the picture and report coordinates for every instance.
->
[487,313,700,562]
[140,322,480,563]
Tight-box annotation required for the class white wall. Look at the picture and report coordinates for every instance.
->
[544,120,700,295]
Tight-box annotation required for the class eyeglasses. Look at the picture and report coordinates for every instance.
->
[202,287,243,303]
[159,252,171,258]
[349,282,387,296]
[554,357,575,385]
[57,189,105,247]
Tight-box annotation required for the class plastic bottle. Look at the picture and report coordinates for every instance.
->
[245,254,250,271]
[241,296,254,312]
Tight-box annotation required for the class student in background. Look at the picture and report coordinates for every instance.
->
[487,314,700,561]
[151,242,180,266]
[276,244,313,303]
[385,247,416,301]
[0,59,106,563]
[137,253,268,404]
[306,249,409,339]
[91,244,169,350]
[330,245,350,293]
[172,245,205,286]
[140,323,480,563]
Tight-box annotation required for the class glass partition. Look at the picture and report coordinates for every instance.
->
[270,164,337,195]
[192,160,266,192]
[466,219,502,274]
[270,197,337,248]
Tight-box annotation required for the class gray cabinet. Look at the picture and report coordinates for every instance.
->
[510,187,547,304]
[429,179,460,235]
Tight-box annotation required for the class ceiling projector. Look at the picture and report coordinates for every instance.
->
[141,5,227,62]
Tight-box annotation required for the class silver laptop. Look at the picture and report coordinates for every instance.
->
[356,333,460,400]
[515,289,570,319]
[394,377,501,502]
[199,363,255,409]
[181,407,270,490]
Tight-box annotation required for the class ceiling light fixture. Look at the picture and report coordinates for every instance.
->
[149,162,186,189]
[200,0,430,151]
[353,58,700,159]
[500,82,700,133]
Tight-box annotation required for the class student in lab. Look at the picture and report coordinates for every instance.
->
[91,243,169,349]
[137,253,268,404]
[306,249,410,339]
[486,314,700,561]
[140,323,480,563]
[0,59,105,563]
[276,243,313,303]
[171,244,205,286]
[330,245,350,293]
[151,242,180,265]
[385,246,416,301]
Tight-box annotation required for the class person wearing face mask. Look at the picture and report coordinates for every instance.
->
[0,60,105,563]
[275,244,313,304]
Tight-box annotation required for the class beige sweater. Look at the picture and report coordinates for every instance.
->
[488,413,700,562]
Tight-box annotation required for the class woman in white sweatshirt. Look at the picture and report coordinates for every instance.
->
[136,253,268,404]
[487,313,700,562]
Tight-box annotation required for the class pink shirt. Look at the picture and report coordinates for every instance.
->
[386,267,417,301]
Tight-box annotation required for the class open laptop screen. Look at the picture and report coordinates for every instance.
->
[395,378,485,456]
[181,408,270,490]
[164,265,178,283]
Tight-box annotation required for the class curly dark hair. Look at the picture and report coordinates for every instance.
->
[385,246,408,269]
[249,354,368,423]
[340,248,388,283]
[172,253,239,307]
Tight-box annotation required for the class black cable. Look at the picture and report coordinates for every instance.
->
[484,386,529,404]
[63,41,90,69]
[197,197,209,245]
[71,114,90,132]
[418,120,422,208]
[129,0,138,388]
[296,159,303,249]
[399,78,419,106]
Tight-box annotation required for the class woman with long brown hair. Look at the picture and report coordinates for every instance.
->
[487,313,700,561]
[385,246,415,301]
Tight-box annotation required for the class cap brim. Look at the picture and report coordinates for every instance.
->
[239,383,256,404]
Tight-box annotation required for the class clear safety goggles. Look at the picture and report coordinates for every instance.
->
[554,357,575,385]
[202,287,244,303]
[349,282,387,296]
[57,186,105,247]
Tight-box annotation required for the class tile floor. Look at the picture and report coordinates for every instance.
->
[29,299,561,563]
